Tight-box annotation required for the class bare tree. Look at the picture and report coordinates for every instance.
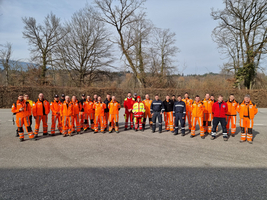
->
[95,0,147,88]
[54,6,113,87]
[211,0,267,89]
[22,12,66,85]
[0,42,12,86]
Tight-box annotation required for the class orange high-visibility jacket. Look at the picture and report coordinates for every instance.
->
[108,101,121,115]
[226,99,239,116]
[191,101,204,118]
[143,99,152,114]
[237,101,258,119]
[84,100,94,114]
[50,100,62,116]
[72,100,82,115]
[93,102,106,116]
[60,101,74,117]
[202,99,213,114]
[182,98,193,112]
[12,99,31,118]
[32,99,50,116]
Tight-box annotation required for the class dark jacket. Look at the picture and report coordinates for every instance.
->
[150,100,165,114]
[173,100,186,117]
[163,100,174,112]
[79,99,86,112]
[104,98,111,112]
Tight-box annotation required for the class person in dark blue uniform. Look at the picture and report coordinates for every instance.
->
[173,95,186,136]
[150,94,165,133]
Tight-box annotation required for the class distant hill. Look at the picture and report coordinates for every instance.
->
[0,60,38,70]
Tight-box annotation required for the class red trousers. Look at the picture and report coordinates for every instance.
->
[125,112,133,128]
[134,117,143,130]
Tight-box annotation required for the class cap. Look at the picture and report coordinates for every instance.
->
[54,94,59,98]
[134,93,137,96]
[82,94,85,97]
[137,96,141,99]
[61,94,65,97]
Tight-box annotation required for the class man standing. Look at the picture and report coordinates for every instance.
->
[60,94,65,103]
[24,94,33,126]
[191,95,204,139]
[104,94,112,131]
[72,96,82,134]
[171,95,176,102]
[108,96,121,133]
[211,95,228,141]
[142,94,153,130]
[50,94,62,135]
[93,96,106,133]
[237,94,258,144]
[12,94,34,142]
[133,96,146,132]
[79,94,86,132]
[163,95,174,132]
[151,94,165,133]
[124,92,135,130]
[182,92,193,133]
[32,93,50,138]
[93,94,98,103]
[133,93,138,102]
[60,96,74,137]
[173,95,186,136]
[202,93,214,135]
[210,95,216,103]
[84,96,94,131]
[226,94,238,137]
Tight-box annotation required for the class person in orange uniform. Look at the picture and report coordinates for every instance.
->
[79,94,86,132]
[12,94,34,142]
[83,95,95,131]
[237,94,258,144]
[93,96,106,133]
[60,96,74,137]
[133,96,146,131]
[124,92,135,130]
[191,95,205,139]
[226,94,238,137]
[182,92,193,133]
[163,95,174,132]
[72,96,82,134]
[108,96,121,133]
[202,93,214,134]
[50,94,62,135]
[32,93,50,137]
[104,94,112,131]
[142,94,153,130]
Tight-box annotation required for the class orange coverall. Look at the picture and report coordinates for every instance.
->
[72,100,82,133]
[191,101,204,137]
[93,102,106,132]
[237,101,258,142]
[84,100,95,130]
[50,100,62,135]
[60,101,74,136]
[12,100,34,140]
[142,99,153,129]
[226,99,238,135]
[182,98,193,130]
[202,98,214,134]
[32,99,50,135]
[108,100,121,132]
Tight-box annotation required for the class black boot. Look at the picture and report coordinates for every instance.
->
[174,132,178,135]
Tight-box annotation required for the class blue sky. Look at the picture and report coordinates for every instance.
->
[0,0,225,75]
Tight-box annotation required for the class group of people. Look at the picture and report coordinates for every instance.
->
[11,92,258,144]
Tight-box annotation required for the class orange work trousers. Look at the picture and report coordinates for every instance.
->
[109,114,119,132]
[79,112,84,130]
[72,114,81,133]
[16,116,34,139]
[34,115,48,135]
[94,115,105,132]
[203,113,213,133]
[191,117,204,136]
[84,113,94,130]
[62,115,73,135]
[240,117,254,142]
[51,115,62,134]
[164,112,174,131]
[226,115,236,135]
[185,111,192,130]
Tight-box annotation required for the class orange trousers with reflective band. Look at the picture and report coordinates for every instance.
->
[62,116,74,135]
[185,111,192,130]
[79,112,84,130]
[51,115,62,134]
[164,112,174,131]
[203,113,213,133]
[72,114,81,133]
[34,115,48,135]
[109,114,119,131]
[84,113,94,130]
[94,115,105,132]
[240,117,254,142]
[226,115,236,135]
[16,116,34,139]
[191,117,204,136]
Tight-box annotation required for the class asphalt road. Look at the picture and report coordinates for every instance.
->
[0,108,267,200]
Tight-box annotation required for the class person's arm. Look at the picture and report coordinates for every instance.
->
[161,101,165,114]
[183,102,186,118]
[11,103,19,114]
[254,104,258,115]
[150,101,154,114]
[32,102,37,117]
[173,103,176,116]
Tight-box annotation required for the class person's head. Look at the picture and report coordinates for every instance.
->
[134,93,137,98]
[137,96,141,102]
[166,95,170,101]
[39,93,44,101]
[94,94,98,100]
[112,96,116,101]
[217,95,223,102]
[98,96,102,102]
[195,95,200,102]
[81,94,85,99]
[177,95,182,101]
[86,96,91,101]
[205,93,210,100]
[184,92,189,98]
[229,94,235,101]
[244,94,250,103]
[61,94,65,99]
[127,92,132,98]
[24,94,29,101]
[72,96,77,102]
[155,94,159,101]
[18,94,24,101]
[172,95,175,100]
[54,94,59,101]
[145,94,149,99]
[107,94,111,100]
[210,95,215,101]
[65,96,70,103]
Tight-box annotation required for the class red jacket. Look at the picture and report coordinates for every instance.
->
[212,101,228,118]
[123,97,135,113]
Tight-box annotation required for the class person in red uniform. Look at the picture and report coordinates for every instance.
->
[124,92,135,130]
